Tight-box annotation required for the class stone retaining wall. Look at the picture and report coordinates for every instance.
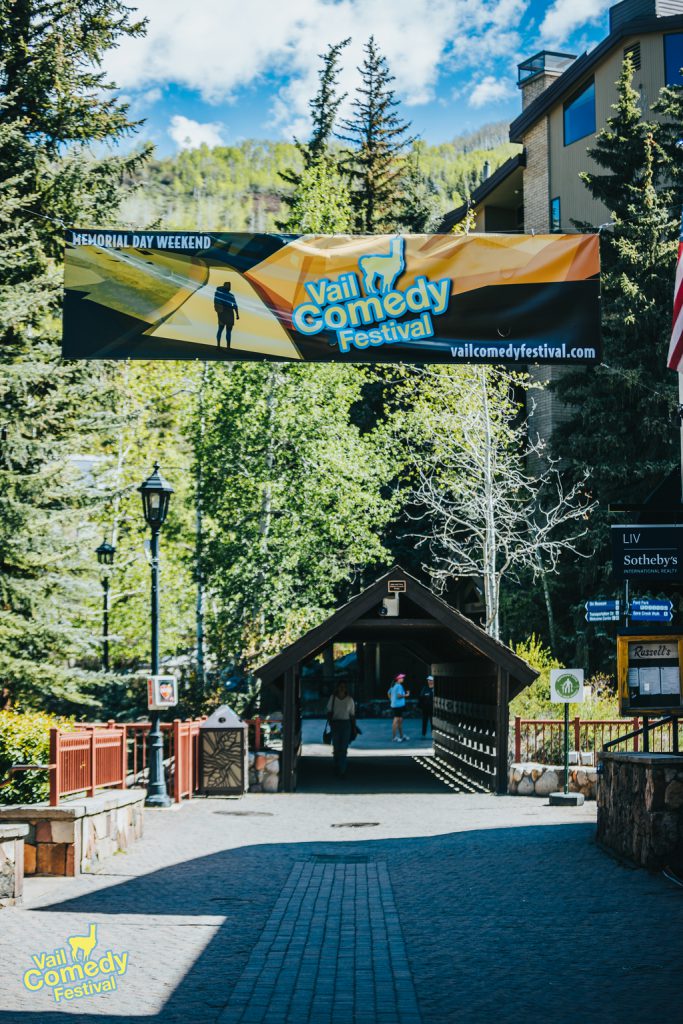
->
[508,762,597,799]
[0,823,28,906]
[0,789,144,876]
[597,752,683,871]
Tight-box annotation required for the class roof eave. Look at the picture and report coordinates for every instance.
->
[510,13,683,142]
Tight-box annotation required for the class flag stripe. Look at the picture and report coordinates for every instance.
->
[667,219,683,371]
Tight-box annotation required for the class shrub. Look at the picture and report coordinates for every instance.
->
[510,635,563,718]
[0,710,74,804]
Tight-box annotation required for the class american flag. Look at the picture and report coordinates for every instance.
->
[667,211,683,370]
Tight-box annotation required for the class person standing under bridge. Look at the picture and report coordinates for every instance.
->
[326,682,357,777]
[388,673,409,742]
[419,674,434,737]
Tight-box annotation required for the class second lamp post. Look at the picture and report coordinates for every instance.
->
[139,462,174,809]
[95,540,115,671]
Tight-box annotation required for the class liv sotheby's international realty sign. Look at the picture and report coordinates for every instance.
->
[63,231,601,364]
[611,525,683,583]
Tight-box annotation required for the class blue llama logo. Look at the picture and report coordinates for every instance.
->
[358,237,405,296]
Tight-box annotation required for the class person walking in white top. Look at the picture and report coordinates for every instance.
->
[325,682,356,776]
[387,673,409,742]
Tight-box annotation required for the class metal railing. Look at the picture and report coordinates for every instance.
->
[513,716,683,765]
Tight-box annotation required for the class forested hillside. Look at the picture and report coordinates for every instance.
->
[122,124,519,232]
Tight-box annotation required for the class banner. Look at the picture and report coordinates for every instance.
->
[63,231,601,363]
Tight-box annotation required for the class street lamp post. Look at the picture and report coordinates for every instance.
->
[138,462,174,809]
[95,540,115,672]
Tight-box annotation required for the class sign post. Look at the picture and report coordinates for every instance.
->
[549,669,585,806]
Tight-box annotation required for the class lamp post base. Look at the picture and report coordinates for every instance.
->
[145,792,173,809]
[549,791,585,807]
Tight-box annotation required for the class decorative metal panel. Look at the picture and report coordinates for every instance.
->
[200,729,246,795]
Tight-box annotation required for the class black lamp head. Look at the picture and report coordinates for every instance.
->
[95,539,116,565]
[138,462,174,528]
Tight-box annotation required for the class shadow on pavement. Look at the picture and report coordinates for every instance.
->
[4,818,683,1023]
[296,754,451,794]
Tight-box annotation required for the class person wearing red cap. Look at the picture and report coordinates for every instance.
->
[387,673,409,742]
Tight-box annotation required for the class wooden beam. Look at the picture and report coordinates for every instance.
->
[495,668,510,795]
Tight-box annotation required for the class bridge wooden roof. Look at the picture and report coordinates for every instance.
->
[254,565,538,695]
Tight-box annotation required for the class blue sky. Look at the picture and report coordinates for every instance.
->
[105,0,614,155]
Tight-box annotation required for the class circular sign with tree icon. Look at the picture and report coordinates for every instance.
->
[550,669,584,703]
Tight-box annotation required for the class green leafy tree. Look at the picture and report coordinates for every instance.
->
[198,362,393,673]
[337,36,416,232]
[281,156,353,233]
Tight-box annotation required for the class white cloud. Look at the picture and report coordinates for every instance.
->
[141,87,163,105]
[168,115,225,150]
[468,76,514,108]
[539,0,610,48]
[104,0,531,138]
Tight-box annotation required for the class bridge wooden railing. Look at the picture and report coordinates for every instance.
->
[513,715,683,764]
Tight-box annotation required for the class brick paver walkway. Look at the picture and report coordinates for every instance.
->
[218,860,420,1024]
[0,757,682,1023]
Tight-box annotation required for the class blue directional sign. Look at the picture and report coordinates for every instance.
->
[585,600,620,622]
[630,599,674,622]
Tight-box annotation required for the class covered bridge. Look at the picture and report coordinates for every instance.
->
[255,566,538,793]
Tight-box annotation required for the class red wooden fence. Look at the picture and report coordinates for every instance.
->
[49,715,271,805]
[49,725,127,805]
[513,716,683,764]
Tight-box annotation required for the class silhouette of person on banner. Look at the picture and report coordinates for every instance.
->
[214,280,239,347]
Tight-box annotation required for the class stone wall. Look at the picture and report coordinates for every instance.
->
[522,118,550,233]
[509,762,597,799]
[0,789,144,876]
[597,752,683,871]
[249,752,280,793]
[0,823,28,906]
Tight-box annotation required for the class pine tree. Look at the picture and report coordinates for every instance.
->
[548,56,682,665]
[0,1,149,711]
[278,38,350,229]
[555,56,679,498]
[398,144,441,232]
[653,78,683,198]
[337,36,416,232]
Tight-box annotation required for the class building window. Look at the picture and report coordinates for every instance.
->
[550,197,561,232]
[664,33,683,87]
[623,42,641,72]
[563,79,596,146]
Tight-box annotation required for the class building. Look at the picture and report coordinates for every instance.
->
[441,0,683,237]
[439,0,683,456]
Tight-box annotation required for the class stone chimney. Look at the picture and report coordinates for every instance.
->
[517,51,576,109]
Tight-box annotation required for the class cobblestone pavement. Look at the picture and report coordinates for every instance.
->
[0,756,682,1024]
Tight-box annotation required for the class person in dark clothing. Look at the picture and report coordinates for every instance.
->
[325,682,357,777]
[214,280,239,347]
[419,674,434,737]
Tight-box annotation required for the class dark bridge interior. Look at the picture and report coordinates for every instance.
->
[255,567,537,793]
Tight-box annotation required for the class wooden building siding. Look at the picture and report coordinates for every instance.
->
[547,31,671,232]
